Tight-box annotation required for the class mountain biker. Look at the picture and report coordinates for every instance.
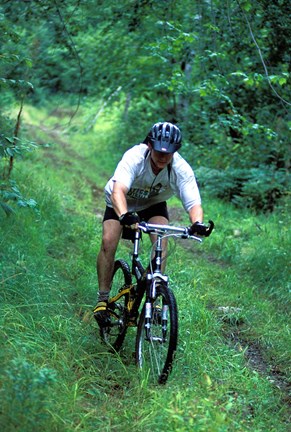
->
[94,121,212,327]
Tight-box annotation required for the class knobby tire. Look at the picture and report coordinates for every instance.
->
[135,283,178,384]
[100,259,132,351]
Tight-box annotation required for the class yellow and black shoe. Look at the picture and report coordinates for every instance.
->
[93,301,111,327]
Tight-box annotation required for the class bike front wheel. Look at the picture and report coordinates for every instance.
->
[100,259,131,351]
[135,283,178,384]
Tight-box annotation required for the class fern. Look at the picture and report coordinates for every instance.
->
[196,165,288,212]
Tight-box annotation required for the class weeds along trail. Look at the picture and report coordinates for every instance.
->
[20,118,290,424]
[168,207,291,406]
[31,121,291,403]
[25,121,105,214]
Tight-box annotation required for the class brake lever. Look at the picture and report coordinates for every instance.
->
[138,222,149,233]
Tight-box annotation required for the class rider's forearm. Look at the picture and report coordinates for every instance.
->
[188,204,203,224]
[111,183,128,217]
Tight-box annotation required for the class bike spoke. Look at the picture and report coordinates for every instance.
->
[135,284,178,384]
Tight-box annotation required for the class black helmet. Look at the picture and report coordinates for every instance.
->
[149,122,182,153]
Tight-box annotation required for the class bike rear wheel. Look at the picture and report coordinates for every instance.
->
[135,283,178,384]
[100,259,131,351]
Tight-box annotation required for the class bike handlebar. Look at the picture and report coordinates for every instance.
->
[138,221,214,242]
[139,220,214,239]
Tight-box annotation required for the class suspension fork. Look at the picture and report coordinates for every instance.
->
[145,271,169,340]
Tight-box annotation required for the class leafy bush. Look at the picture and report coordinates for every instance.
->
[0,179,38,215]
[196,165,288,212]
[232,167,287,211]
[0,109,38,215]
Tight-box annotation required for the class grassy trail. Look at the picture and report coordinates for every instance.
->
[0,108,290,431]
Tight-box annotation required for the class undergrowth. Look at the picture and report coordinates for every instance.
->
[0,106,290,431]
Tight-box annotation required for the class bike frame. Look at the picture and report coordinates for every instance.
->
[124,222,202,321]
[107,222,203,324]
[100,222,208,383]
[103,220,212,383]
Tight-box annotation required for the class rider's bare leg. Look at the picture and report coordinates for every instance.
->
[96,219,122,300]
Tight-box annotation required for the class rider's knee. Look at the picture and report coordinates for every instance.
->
[101,234,119,255]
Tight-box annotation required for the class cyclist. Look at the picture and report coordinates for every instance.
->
[94,121,212,327]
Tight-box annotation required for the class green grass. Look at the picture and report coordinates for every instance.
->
[0,105,290,431]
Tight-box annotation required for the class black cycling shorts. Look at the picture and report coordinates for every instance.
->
[103,201,169,223]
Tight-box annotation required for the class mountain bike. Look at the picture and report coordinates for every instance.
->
[99,220,214,384]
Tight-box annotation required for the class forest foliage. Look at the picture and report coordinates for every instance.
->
[0,0,290,214]
[0,3,290,430]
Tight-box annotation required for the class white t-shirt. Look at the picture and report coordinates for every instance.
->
[104,144,201,212]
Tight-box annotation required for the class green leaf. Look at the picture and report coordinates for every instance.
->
[0,202,14,215]
[240,0,252,11]
[6,147,14,157]
[230,72,248,78]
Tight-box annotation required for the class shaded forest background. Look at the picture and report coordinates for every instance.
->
[0,0,290,213]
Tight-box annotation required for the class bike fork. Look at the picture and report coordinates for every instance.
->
[145,300,152,340]
[144,278,169,342]
[162,304,169,341]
